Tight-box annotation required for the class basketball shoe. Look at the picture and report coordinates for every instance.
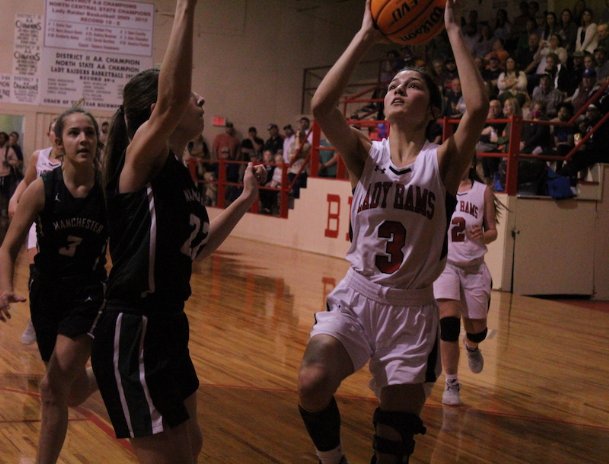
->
[464,341,484,373]
[442,379,461,406]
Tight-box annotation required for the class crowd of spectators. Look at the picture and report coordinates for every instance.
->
[185,1,609,213]
[367,1,609,192]
[183,116,323,215]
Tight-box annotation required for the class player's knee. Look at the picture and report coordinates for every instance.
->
[39,375,66,406]
[440,316,461,342]
[298,365,334,408]
[466,328,488,344]
[372,408,426,462]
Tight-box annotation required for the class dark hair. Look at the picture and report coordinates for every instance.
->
[103,68,160,190]
[53,106,101,166]
[393,66,444,118]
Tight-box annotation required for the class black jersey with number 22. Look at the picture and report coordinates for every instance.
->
[105,154,209,313]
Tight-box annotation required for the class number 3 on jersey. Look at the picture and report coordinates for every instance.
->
[375,220,406,274]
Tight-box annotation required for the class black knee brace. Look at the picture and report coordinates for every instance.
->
[371,408,426,463]
[299,397,341,452]
[440,316,460,342]
[466,328,488,344]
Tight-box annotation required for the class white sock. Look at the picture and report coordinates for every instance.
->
[316,446,344,464]
[446,374,459,384]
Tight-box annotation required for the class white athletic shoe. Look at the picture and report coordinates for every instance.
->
[20,320,36,345]
[442,380,461,406]
[465,341,484,373]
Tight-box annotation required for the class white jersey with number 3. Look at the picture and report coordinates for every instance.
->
[347,139,455,289]
[448,180,488,265]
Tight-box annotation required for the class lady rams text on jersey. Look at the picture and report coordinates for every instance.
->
[356,181,436,219]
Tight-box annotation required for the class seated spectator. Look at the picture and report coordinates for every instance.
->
[429,58,448,91]
[477,98,506,182]
[441,57,459,92]
[497,56,528,100]
[288,130,310,199]
[535,34,568,75]
[481,54,503,96]
[497,96,523,151]
[544,52,570,93]
[531,72,565,118]
[558,8,579,52]
[474,23,495,60]
[551,102,576,169]
[259,150,277,214]
[575,8,599,54]
[444,77,465,118]
[597,22,609,51]
[594,46,609,81]
[540,11,559,43]
[493,9,512,46]
[567,67,600,111]
[485,38,509,67]
[560,103,609,181]
[515,31,542,92]
[565,50,587,94]
[520,101,552,154]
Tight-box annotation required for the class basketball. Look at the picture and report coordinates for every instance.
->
[370,0,446,46]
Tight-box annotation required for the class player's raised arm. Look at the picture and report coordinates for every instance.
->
[311,0,382,184]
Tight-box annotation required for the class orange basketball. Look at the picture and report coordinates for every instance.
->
[370,0,446,46]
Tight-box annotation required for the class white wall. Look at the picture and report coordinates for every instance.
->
[0,0,381,158]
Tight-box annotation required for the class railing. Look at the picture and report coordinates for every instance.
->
[195,73,608,218]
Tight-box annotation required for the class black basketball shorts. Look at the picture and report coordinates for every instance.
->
[90,309,199,439]
[29,273,104,362]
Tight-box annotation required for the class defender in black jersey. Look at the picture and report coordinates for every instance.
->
[0,107,106,463]
[89,1,266,462]
[297,2,489,464]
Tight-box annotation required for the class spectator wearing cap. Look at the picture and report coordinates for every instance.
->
[282,124,295,163]
[593,46,609,81]
[241,126,264,162]
[567,67,600,111]
[575,8,598,54]
[560,103,609,181]
[263,123,284,155]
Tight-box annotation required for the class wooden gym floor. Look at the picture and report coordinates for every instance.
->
[0,236,607,463]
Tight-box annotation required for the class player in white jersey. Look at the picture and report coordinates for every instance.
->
[8,120,61,345]
[433,168,499,406]
[297,1,489,463]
